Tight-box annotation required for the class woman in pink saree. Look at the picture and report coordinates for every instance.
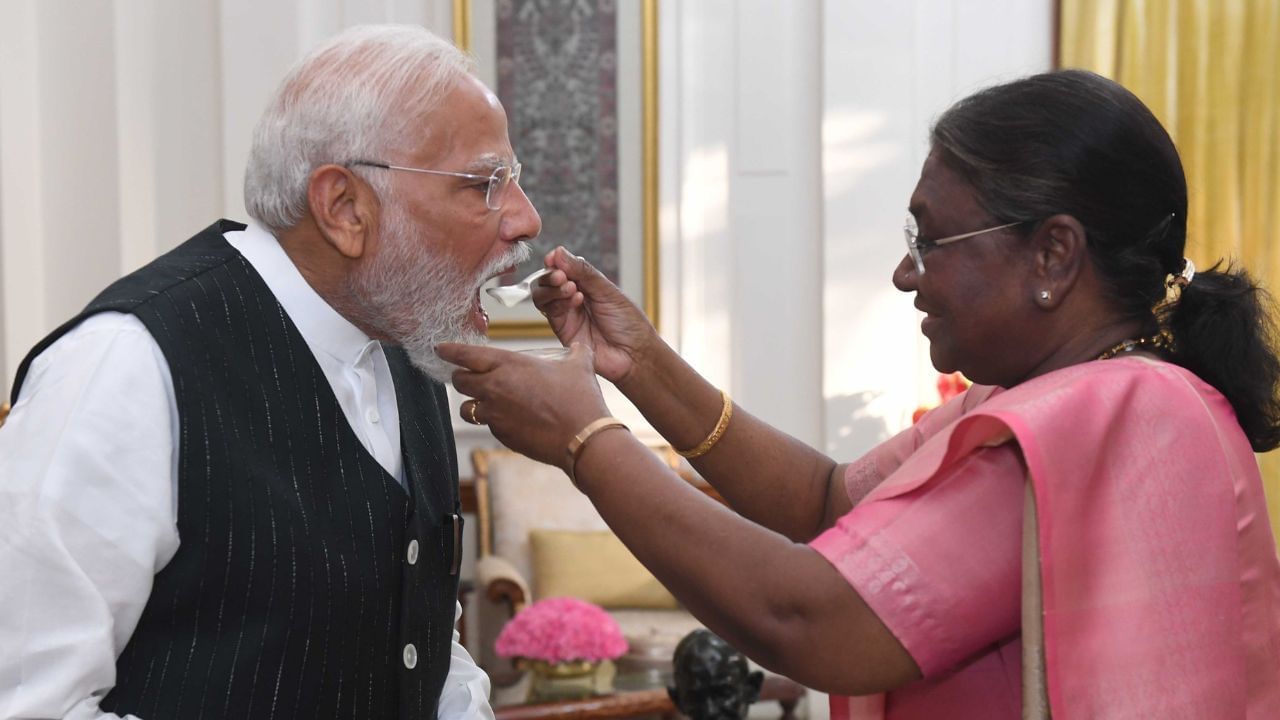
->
[440,70,1280,718]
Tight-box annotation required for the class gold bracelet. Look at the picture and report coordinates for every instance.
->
[566,416,629,484]
[676,390,733,459]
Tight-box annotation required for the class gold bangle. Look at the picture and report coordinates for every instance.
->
[676,390,733,459]
[566,416,629,484]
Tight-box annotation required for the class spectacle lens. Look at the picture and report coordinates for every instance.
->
[486,163,523,211]
[903,215,926,274]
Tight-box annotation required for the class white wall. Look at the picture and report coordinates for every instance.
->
[656,0,826,451]
[1,0,124,368]
[821,0,1053,459]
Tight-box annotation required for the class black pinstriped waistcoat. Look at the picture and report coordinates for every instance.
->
[11,220,463,719]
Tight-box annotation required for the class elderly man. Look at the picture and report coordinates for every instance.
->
[0,25,538,719]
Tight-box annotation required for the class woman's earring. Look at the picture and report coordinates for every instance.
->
[1038,290,1052,302]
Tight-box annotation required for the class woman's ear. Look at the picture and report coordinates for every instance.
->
[307,164,376,259]
[1030,214,1088,309]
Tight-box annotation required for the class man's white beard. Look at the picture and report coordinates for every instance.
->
[350,202,531,383]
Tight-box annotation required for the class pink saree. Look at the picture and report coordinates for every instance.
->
[811,357,1280,718]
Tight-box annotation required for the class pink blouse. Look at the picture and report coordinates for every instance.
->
[811,358,1280,719]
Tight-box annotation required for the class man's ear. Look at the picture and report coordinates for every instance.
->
[1030,213,1088,308]
[307,164,376,260]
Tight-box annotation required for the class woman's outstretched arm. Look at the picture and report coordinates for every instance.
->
[530,248,857,540]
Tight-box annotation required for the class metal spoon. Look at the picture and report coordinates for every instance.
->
[485,267,551,308]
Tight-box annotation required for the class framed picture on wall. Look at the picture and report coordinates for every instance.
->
[453,0,659,338]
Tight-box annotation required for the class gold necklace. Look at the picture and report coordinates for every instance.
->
[1095,332,1171,361]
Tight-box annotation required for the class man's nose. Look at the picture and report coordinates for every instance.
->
[501,183,542,242]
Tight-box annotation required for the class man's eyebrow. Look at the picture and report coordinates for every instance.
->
[461,153,515,174]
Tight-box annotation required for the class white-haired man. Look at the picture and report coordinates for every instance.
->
[0,25,538,719]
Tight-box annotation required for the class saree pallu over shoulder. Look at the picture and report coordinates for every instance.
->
[824,358,1280,719]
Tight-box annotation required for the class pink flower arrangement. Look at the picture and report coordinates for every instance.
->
[495,597,628,663]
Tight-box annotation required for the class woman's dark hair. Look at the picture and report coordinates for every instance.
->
[931,69,1280,451]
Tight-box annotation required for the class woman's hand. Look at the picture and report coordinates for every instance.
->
[533,247,661,385]
[438,342,612,471]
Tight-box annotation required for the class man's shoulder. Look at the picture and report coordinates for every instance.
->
[9,221,249,403]
[16,311,167,405]
[85,219,249,314]
[30,312,156,365]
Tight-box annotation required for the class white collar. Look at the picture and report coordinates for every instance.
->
[225,221,377,366]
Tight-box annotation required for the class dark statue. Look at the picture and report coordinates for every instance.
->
[667,630,764,720]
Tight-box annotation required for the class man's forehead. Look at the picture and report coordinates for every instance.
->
[478,82,503,111]
[406,77,514,167]
[402,119,514,170]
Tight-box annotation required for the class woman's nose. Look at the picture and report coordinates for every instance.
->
[892,253,918,292]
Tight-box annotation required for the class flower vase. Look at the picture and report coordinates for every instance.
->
[522,659,600,702]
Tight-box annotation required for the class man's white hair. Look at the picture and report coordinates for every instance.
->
[244,24,475,233]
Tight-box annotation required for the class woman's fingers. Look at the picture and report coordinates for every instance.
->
[532,247,610,321]
[436,341,504,373]
[437,342,517,400]
[446,341,606,467]
[531,278,578,311]
[448,366,489,399]
[438,341,593,402]
[442,335,606,466]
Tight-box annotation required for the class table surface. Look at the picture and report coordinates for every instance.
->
[492,671,804,720]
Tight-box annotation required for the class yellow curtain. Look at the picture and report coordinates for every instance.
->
[1061,0,1280,552]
